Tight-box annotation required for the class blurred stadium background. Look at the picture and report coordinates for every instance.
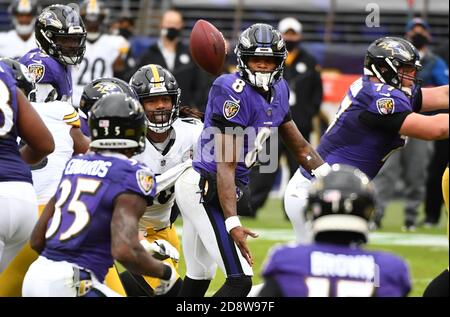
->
[0,0,448,296]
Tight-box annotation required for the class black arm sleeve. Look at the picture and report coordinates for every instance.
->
[258,276,285,297]
[358,110,411,134]
[281,110,292,125]
[211,113,246,135]
[412,88,423,113]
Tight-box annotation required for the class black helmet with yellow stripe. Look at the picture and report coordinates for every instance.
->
[129,64,180,133]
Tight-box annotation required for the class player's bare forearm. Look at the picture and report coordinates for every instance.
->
[279,120,325,173]
[111,193,165,278]
[20,145,48,165]
[217,161,238,218]
[215,133,240,218]
[422,85,449,112]
[218,161,258,266]
[70,127,90,154]
[30,196,56,253]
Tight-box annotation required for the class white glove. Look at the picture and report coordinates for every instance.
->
[140,239,180,262]
[155,264,178,296]
[311,163,331,178]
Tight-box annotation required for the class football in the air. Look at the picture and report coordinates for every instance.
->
[189,19,227,75]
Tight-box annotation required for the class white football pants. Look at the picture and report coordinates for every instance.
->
[175,167,253,280]
[22,256,121,297]
[0,182,38,272]
[284,169,313,244]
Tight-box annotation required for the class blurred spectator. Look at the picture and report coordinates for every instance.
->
[373,18,449,231]
[405,18,448,86]
[111,11,135,40]
[248,17,323,216]
[279,18,323,151]
[0,0,39,59]
[130,10,209,110]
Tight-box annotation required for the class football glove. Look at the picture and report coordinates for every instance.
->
[140,239,180,262]
[154,263,178,296]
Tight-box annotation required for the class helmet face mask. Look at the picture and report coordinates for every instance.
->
[89,93,147,155]
[235,23,287,91]
[129,64,180,134]
[35,5,87,66]
[305,164,375,244]
[140,95,177,133]
[364,36,422,96]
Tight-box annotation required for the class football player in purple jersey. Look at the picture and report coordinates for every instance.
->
[176,23,328,297]
[285,36,449,243]
[261,164,412,297]
[22,93,177,297]
[0,60,54,274]
[20,4,87,104]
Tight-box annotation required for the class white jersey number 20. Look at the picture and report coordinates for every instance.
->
[76,57,106,86]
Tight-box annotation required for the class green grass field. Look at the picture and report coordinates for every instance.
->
[173,198,448,297]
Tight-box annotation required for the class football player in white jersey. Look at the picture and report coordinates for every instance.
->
[0,0,39,59]
[119,64,203,296]
[30,101,90,209]
[0,58,90,296]
[72,0,130,107]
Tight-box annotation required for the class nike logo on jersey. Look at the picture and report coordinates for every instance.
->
[379,92,391,97]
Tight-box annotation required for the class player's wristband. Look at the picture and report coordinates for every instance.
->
[225,216,242,233]
[312,163,331,178]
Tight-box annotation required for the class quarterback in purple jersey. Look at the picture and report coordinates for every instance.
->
[176,23,328,297]
[260,164,412,297]
[285,36,449,243]
[20,4,86,103]
[0,60,54,273]
[22,93,177,297]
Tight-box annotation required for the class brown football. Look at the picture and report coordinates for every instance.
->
[189,19,227,76]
